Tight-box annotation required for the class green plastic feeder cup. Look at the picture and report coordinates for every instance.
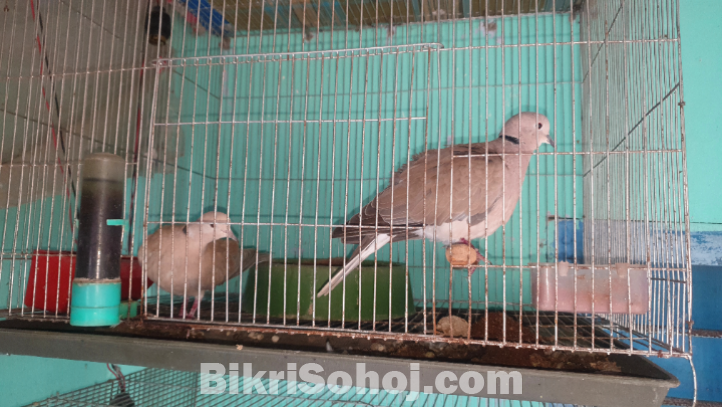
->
[242,258,415,322]
[69,280,121,326]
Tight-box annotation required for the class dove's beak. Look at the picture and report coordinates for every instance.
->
[223,228,238,241]
[545,136,555,149]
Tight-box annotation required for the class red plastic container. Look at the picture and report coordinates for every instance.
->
[24,250,149,314]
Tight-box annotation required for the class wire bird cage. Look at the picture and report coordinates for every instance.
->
[0,0,691,359]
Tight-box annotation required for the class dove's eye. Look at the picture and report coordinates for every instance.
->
[538,123,543,129]
[210,224,215,228]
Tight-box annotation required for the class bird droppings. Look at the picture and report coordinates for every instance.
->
[528,351,621,373]
[271,335,280,343]
[428,342,447,352]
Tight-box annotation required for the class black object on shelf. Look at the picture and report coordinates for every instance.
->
[145,5,172,46]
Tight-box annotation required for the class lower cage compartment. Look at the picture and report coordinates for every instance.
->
[0,316,678,407]
[22,368,600,407]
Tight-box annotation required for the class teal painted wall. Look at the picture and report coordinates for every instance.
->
[679,0,722,231]
[653,1,722,404]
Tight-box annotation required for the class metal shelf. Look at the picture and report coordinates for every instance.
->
[0,323,677,407]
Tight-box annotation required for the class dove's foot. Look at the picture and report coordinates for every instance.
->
[459,238,492,277]
[186,297,201,319]
[178,297,201,320]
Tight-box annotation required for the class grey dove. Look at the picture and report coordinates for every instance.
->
[139,211,270,318]
[318,112,553,297]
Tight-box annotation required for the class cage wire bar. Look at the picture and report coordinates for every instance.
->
[0,0,690,358]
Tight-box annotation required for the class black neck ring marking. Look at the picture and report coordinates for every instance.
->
[502,135,520,145]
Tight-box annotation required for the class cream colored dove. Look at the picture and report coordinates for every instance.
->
[139,211,270,318]
[318,112,553,297]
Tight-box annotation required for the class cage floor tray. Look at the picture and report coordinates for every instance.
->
[143,298,655,352]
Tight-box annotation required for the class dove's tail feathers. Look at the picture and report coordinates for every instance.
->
[255,253,272,265]
[332,224,417,245]
[317,234,391,297]
[240,249,272,272]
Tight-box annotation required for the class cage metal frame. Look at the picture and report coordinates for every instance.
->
[136,0,691,358]
[0,0,691,359]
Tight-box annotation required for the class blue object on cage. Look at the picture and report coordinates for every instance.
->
[555,219,584,264]
[179,0,235,38]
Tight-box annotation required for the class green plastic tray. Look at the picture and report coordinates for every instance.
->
[242,258,415,322]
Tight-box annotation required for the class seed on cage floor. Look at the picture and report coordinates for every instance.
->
[437,315,469,338]
[319,113,554,297]
[139,212,270,319]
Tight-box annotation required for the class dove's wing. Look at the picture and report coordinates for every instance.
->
[333,143,505,244]
[379,144,506,227]
[141,224,204,296]
[199,238,241,291]
[199,242,272,291]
